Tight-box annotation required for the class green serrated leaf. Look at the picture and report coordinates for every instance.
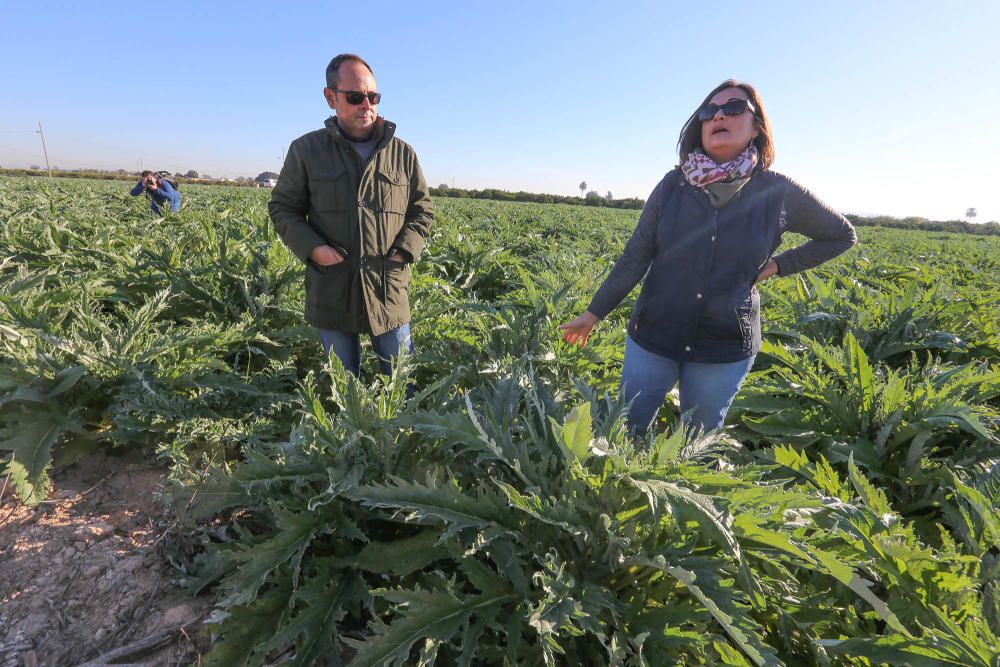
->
[347,588,517,667]
[819,633,983,667]
[551,402,592,461]
[347,478,519,540]
[48,365,88,397]
[714,639,753,666]
[219,506,320,608]
[266,568,364,667]
[1,412,79,505]
[4,456,50,505]
[351,530,451,576]
[643,559,780,667]
[204,584,293,667]
[732,513,811,562]
[848,452,894,518]
[651,428,686,464]
[807,546,911,637]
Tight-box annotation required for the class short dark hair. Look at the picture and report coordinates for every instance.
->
[677,79,775,170]
[140,170,153,178]
[325,54,374,89]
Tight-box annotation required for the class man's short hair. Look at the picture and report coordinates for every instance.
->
[326,54,374,89]
[140,170,153,178]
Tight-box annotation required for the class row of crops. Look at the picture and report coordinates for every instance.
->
[2,175,999,665]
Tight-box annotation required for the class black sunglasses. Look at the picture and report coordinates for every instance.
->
[697,98,756,122]
[332,89,381,105]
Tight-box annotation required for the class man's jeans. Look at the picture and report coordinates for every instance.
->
[620,335,755,435]
[320,324,414,376]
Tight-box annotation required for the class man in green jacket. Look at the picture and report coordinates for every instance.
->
[269,53,434,378]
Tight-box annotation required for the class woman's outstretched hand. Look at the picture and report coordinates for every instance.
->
[755,258,779,284]
[559,311,600,347]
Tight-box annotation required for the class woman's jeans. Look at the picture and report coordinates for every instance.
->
[320,324,413,377]
[621,335,755,435]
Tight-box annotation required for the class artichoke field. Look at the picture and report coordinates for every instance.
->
[2,176,998,665]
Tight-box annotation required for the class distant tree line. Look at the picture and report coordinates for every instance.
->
[0,167,263,187]
[430,186,1000,236]
[844,213,1000,237]
[430,184,645,210]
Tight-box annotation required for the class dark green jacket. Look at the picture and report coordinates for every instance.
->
[269,116,434,335]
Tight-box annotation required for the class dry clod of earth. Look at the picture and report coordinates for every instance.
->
[0,452,211,666]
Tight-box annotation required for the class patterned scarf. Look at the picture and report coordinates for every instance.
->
[681,144,758,188]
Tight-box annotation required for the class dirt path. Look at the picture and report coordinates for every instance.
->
[0,452,211,667]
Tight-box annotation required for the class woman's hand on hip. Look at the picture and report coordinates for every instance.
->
[755,259,779,284]
[558,311,600,347]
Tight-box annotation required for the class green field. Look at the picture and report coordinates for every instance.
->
[2,175,999,665]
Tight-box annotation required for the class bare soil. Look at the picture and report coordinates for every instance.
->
[0,451,211,667]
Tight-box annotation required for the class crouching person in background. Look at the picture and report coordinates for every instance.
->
[129,171,181,215]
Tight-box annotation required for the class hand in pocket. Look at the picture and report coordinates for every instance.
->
[311,245,345,266]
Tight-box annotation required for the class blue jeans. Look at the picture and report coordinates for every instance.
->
[620,335,755,435]
[320,324,414,376]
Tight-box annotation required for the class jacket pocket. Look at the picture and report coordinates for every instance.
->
[308,209,354,261]
[632,294,652,331]
[308,258,350,275]
[383,259,411,309]
[310,164,351,212]
[376,166,410,216]
[305,261,353,311]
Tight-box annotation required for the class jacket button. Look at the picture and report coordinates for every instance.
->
[696,293,702,299]
[684,345,691,352]
[711,235,716,242]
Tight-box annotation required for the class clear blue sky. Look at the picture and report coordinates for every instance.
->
[2,1,997,222]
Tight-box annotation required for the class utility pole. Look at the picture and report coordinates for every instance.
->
[36,122,52,178]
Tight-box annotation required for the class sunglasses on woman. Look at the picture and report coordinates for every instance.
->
[697,98,756,122]
[333,89,382,105]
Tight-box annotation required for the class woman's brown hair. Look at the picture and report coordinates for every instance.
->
[677,79,774,170]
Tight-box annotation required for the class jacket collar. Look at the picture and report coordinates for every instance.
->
[325,116,396,151]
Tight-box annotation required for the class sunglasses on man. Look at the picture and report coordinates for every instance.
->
[697,98,756,122]
[332,89,382,105]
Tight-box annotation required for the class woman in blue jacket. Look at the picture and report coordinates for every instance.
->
[559,79,857,436]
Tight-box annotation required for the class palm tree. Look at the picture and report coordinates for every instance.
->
[579,181,587,197]
[965,207,977,222]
